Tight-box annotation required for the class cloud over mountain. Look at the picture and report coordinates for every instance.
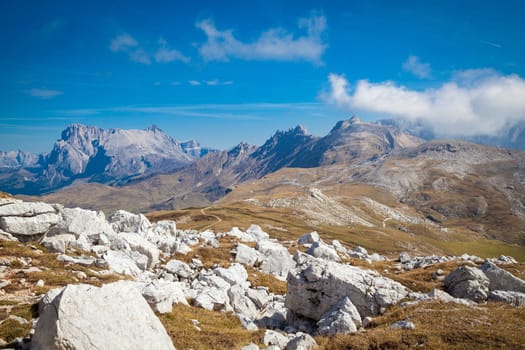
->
[322,69,525,137]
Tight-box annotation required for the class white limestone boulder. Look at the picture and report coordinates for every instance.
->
[297,231,320,245]
[480,261,525,293]
[235,243,264,266]
[0,213,59,238]
[488,290,525,307]
[256,240,295,280]
[141,280,189,313]
[316,296,361,336]
[118,232,160,269]
[307,241,341,262]
[32,281,176,350]
[286,253,408,320]
[444,266,490,302]
[51,207,115,241]
[108,210,152,234]
[0,201,56,217]
[245,224,270,241]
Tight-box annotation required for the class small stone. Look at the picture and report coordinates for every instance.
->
[390,320,415,330]
[35,279,45,287]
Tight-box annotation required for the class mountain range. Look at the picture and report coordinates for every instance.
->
[0,124,214,195]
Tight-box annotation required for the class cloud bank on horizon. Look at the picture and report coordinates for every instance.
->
[323,68,525,137]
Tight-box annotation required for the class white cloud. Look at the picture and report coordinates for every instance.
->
[322,71,525,136]
[110,33,150,64]
[155,38,190,63]
[196,14,327,64]
[26,88,63,99]
[110,34,188,65]
[110,34,138,52]
[188,80,201,86]
[402,55,431,79]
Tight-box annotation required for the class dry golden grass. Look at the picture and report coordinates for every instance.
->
[317,301,525,350]
[171,238,237,269]
[0,241,124,294]
[0,318,31,343]
[246,267,287,295]
[159,303,264,350]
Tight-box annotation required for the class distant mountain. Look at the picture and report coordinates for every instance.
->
[40,117,425,211]
[0,150,40,169]
[378,118,525,150]
[0,124,215,195]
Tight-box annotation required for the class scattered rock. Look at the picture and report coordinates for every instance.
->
[263,329,289,349]
[444,266,490,302]
[241,343,260,350]
[390,320,415,330]
[488,290,525,307]
[235,243,264,266]
[307,241,341,262]
[286,333,318,350]
[316,297,361,336]
[256,240,295,280]
[480,261,525,293]
[286,253,408,321]
[297,231,320,245]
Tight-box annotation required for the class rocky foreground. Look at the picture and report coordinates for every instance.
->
[0,198,524,349]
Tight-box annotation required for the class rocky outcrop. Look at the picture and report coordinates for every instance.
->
[488,290,525,307]
[480,262,525,293]
[286,253,408,323]
[32,281,176,350]
[444,266,490,302]
[0,199,60,240]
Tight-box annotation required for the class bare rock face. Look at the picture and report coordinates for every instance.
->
[480,261,525,293]
[0,199,59,240]
[488,290,525,307]
[32,281,176,350]
[316,296,361,336]
[285,253,408,321]
[444,266,490,302]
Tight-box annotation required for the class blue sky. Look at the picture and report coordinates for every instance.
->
[1,0,524,152]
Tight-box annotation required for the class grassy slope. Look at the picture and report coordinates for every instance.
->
[147,202,525,262]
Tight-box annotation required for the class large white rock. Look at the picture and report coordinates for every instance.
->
[118,232,160,268]
[298,231,320,245]
[286,333,317,350]
[228,284,259,320]
[488,290,525,307]
[163,260,193,280]
[316,297,361,336]
[256,240,295,280]
[235,243,264,266]
[141,280,189,313]
[0,213,59,238]
[286,253,408,320]
[109,210,152,234]
[444,266,490,302]
[214,263,249,287]
[307,241,341,262]
[0,201,56,217]
[194,287,230,311]
[225,227,256,242]
[245,224,270,241]
[32,282,176,350]
[149,220,177,237]
[480,262,525,293]
[103,250,144,276]
[263,330,289,349]
[52,207,115,239]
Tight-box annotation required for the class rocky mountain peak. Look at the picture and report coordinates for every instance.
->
[146,125,163,133]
